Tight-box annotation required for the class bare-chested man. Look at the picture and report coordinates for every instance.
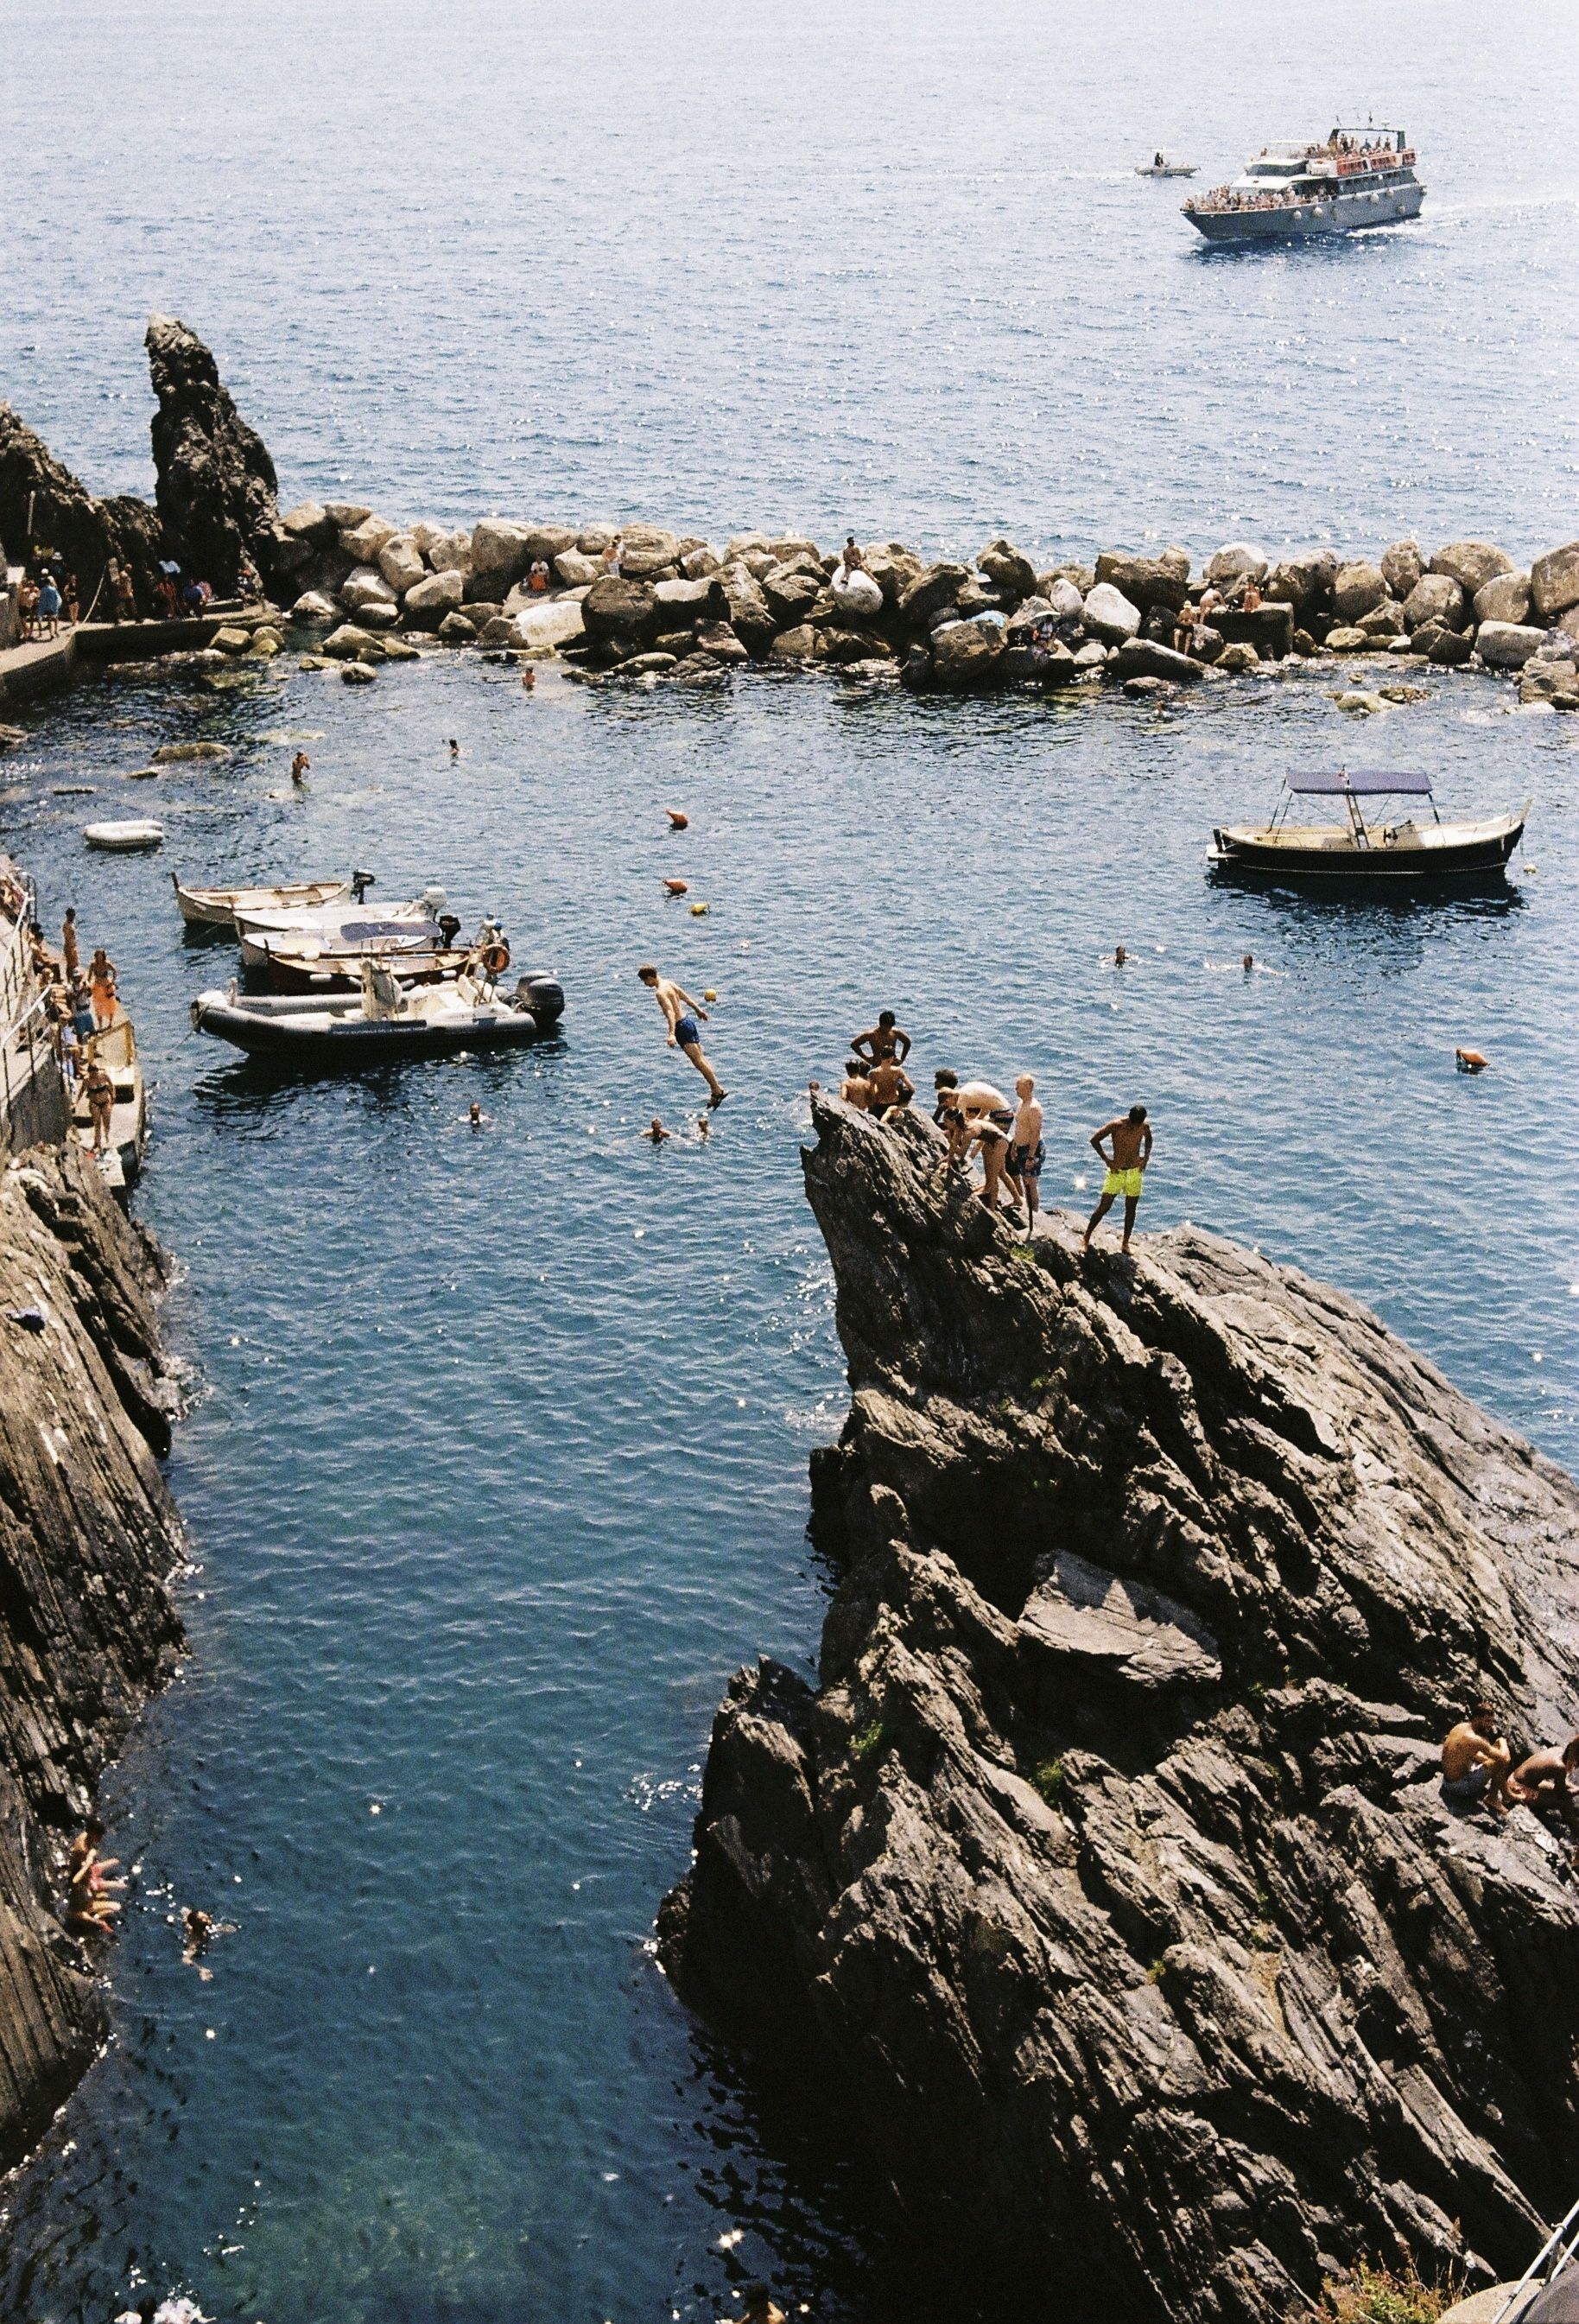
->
[637,964,726,1104]
[1082,1104,1151,1254]
[840,1058,874,1111]
[868,1055,914,1117]
[1508,1736,1579,1851]
[850,1009,910,1068]
[1005,1072,1043,1222]
[938,1077,1012,1169]
[1440,1702,1514,1815]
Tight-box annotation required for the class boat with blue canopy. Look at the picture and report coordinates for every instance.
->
[1210,770,1528,881]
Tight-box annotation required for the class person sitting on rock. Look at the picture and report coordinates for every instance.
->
[528,559,551,595]
[1439,1701,1514,1815]
[1508,1737,1579,1853]
[1242,577,1263,613]
[841,537,867,574]
[1173,599,1198,655]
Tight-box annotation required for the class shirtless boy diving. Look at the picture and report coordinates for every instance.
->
[637,965,726,1105]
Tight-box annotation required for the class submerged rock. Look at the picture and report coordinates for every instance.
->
[661,1101,1579,2324]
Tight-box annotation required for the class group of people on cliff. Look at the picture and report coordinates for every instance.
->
[824,1009,1152,1254]
[1442,1703,1579,1861]
[22,903,123,1150]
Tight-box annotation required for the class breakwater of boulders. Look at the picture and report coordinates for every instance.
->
[271,506,1579,706]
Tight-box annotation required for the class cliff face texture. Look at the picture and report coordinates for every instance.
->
[145,313,283,595]
[659,1102,1579,2322]
[0,403,165,608]
[0,1144,184,2168]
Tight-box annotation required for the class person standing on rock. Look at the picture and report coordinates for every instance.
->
[868,1053,914,1116]
[1440,1703,1515,1815]
[115,565,137,622]
[1005,1073,1044,1222]
[61,907,80,983]
[850,1009,911,1068]
[600,536,623,576]
[88,947,117,1028]
[84,1057,116,1153]
[840,1058,875,1112]
[637,963,726,1105]
[1082,1104,1151,1254]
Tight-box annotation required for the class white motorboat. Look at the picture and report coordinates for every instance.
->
[173,873,361,929]
[85,819,164,852]
[1136,153,1197,177]
[233,885,444,942]
[1210,770,1528,881]
[192,957,565,1062]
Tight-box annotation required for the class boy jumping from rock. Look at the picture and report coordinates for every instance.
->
[1082,1104,1151,1254]
[637,964,726,1105]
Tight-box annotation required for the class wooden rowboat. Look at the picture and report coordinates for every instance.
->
[173,874,355,929]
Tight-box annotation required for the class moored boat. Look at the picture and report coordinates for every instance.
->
[71,1008,147,1187]
[1210,770,1528,882]
[1185,125,1424,243]
[173,872,365,929]
[85,819,164,852]
[192,958,565,1061]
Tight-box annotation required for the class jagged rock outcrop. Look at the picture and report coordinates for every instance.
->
[660,1102,1579,2323]
[0,1144,185,2169]
[0,404,164,611]
[145,314,283,595]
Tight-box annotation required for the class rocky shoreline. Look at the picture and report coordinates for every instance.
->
[0,1144,185,2171]
[3,320,1577,708]
[658,1101,1579,2322]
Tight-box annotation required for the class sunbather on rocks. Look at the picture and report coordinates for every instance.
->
[1440,1701,1514,1814]
[1508,1736,1579,1857]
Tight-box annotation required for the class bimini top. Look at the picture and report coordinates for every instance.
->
[1288,770,1434,797]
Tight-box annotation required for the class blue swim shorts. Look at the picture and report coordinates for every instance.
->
[673,1014,701,1048]
[1009,1140,1044,1181]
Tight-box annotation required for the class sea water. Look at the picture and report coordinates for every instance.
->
[1,3,1578,2319]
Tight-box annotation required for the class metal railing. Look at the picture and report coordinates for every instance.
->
[0,868,69,1156]
[1491,2194,1579,2324]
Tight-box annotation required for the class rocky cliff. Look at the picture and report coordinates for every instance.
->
[0,1144,184,2169]
[0,403,165,611]
[659,1101,1579,2322]
[145,314,285,596]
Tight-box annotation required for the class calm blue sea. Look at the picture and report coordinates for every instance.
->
[1,6,1578,2321]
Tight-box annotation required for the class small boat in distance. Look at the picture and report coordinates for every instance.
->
[85,819,164,852]
[192,958,565,1062]
[1211,771,1528,882]
[1136,153,1197,178]
[173,872,369,929]
[1185,126,1424,243]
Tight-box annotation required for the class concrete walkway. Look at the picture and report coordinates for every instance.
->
[0,604,276,704]
[0,630,76,703]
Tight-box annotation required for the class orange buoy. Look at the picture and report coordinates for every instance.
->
[667,809,689,829]
[1455,1048,1489,1074]
[663,878,688,895]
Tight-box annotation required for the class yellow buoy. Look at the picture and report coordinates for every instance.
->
[703,988,717,1002]
[690,901,709,917]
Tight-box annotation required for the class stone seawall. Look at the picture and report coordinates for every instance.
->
[659,1102,1579,2323]
[0,1143,184,2169]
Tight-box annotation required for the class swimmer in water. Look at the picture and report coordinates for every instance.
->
[695,1113,711,1140]
[647,1117,670,1144]
[468,1101,484,1127]
[290,750,310,784]
[521,667,536,690]
[181,1908,213,1962]
[448,739,460,759]
[1114,945,1128,968]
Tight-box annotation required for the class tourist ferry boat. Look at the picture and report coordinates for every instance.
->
[1210,771,1527,883]
[1184,127,1424,243]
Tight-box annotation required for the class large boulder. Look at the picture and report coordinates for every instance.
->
[339,514,397,564]
[1080,581,1142,644]
[931,616,1007,689]
[1331,561,1388,621]
[1108,638,1205,685]
[1474,573,1531,626]
[144,314,282,595]
[1380,540,1425,600]
[470,518,533,592]
[897,562,969,626]
[554,548,600,587]
[1403,572,1468,633]
[768,624,828,662]
[320,623,383,660]
[865,546,923,606]
[716,561,777,648]
[289,589,338,622]
[763,562,822,624]
[1093,549,1190,614]
[280,501,334,547]
[1474,621,1546,670]
[428,530,472,574]
[377,535,425,594]
[510,600,585,651]
[617,524,682,579]
[1356,600,1406,639]
[975,540,1040,600]
[654,575,718,618]
[1044,576,1085,621]
[581,574,658,647]
[1430,541,1513,594]
[403,568,466,623]
[523,525,579,565]
[1265,549,1336,617]
[322,501,371,530]
[1426,625,1474,665]
[1204,542,1268,585]
[339,565,397,612]
[1530,543,1579,622]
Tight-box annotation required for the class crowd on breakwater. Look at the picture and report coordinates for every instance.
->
[3,317,1578,714]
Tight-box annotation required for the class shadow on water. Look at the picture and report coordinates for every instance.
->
[186,1032,570,1107]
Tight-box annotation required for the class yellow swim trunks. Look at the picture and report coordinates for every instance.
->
[1102,1167,1145,1199]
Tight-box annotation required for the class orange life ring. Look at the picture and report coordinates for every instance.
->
[479,939,510,978]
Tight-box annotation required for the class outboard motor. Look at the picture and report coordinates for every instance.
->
[437,913,462,952]
[350,868,376,904]
[513,973,565,1029]
[418,886,448,920]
